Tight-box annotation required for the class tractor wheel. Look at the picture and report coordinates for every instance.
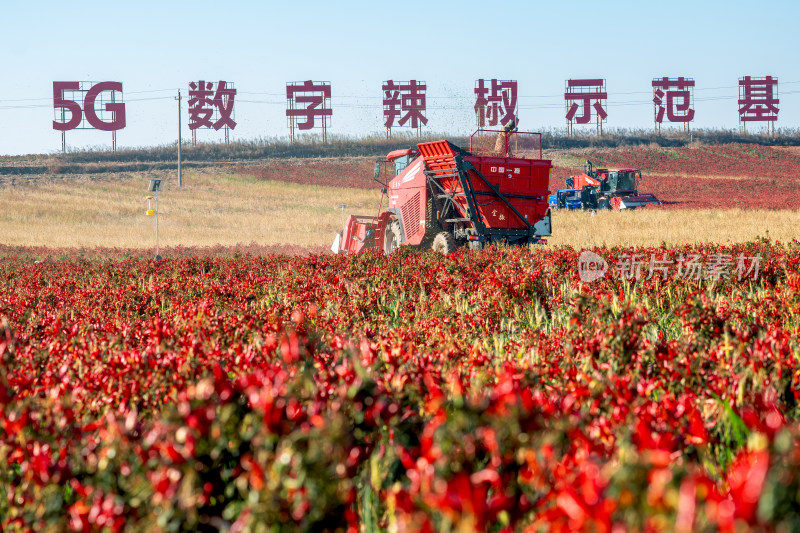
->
[383,219,401,255]
[432,232,457,254]
[598,198,611,210]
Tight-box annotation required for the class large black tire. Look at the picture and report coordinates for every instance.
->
[383,219,401,255]
[432,232,457,254]
[598,198,611,210]
[420,196,441,248]
[580,187,597,210]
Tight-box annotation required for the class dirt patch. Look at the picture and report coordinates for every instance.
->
[237,157,378,189]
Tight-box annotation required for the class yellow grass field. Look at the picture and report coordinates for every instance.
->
[1,167,797,250]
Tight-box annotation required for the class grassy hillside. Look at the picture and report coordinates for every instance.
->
[2,129,800,179]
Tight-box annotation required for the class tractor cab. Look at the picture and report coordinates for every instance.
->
[548,189,582,210]
[597,168,640,194]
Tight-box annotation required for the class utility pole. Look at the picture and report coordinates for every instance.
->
[155,188,160,260]
[147,179,163,261]
[176,90,183,187]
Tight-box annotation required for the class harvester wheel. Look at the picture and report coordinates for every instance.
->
[598,198,611,210]
[420,196,441,247]
[383,219,401,255]
[432,232,457,254]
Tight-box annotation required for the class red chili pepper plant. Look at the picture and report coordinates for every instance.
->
[1,239,799,531]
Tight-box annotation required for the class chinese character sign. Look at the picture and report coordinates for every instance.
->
[474,79,517,127]
[652,77,695,124]
[52,81,126,132]
[286,81,332,131]
[739,76,779,123]
[382,80,427,129]
[187,80,237,131]
[564,79,607,133]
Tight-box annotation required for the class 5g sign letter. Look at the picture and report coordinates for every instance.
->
[52,81,126,131]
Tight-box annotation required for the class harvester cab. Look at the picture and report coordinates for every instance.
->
[374,149,418,185]
[607,168,638,193]
[333,129,553,255]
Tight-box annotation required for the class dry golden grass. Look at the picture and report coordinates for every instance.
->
[0,169,377,248]
[549,208,799,248]
[1,167,797,251]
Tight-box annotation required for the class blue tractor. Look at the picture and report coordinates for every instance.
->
[548,189,583,210]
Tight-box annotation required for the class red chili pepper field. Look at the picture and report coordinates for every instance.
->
[2,240,800,531]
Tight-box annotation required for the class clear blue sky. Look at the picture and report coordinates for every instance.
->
[1,0,798,155]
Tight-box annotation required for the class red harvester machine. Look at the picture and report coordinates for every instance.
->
[332,128,553,254]
[566,160,661,210]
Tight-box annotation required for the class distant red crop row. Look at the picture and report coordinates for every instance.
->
[556,144,800,180]
[238,158,377,189]
[2,240,800,531]
[551,144,800,208]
